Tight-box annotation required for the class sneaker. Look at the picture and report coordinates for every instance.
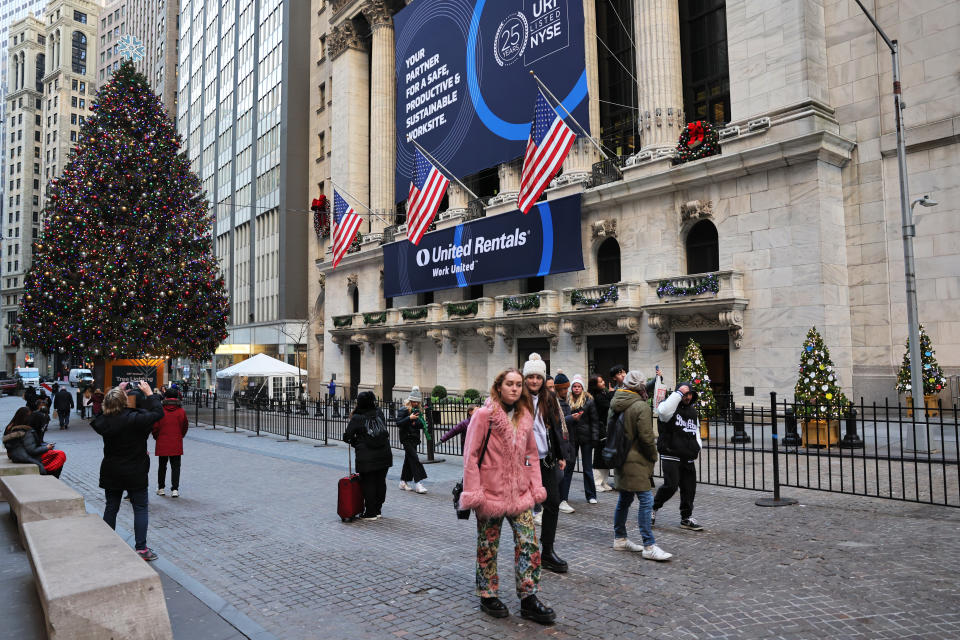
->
[680,518,703,531]
[642,544,672,562]
[136,548,158,562]
[415,482,427,494]
[651,509,657,526]
[170,489,179,498]
[558,500,575,514]
[360,512,380,521]
[156,488,165,497]
[399,481,412,491]
[588,497,598,504]
[533,511,543,526]
[613,537,643,552]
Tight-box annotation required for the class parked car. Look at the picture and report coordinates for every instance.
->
[68,368,94,388]
[0,371,18,395]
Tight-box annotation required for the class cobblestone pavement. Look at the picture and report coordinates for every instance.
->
[18,404,960,640]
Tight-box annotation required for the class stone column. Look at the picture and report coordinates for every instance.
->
[363,0,395,235]
[445,183,469,217]
[560,0,601,183]
[634,0,684,154]
[490,159,522,205]
[329,21,370,228]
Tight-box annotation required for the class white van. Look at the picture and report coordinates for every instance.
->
[14,367,40,388]
[68,368,94,387]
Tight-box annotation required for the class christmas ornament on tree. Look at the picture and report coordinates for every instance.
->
[677,339,717,417]
[20,60,229,361]
[794,327,848,418]
[895,324,947,396]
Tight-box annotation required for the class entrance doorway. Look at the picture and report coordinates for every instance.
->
[517,338,551,374]
[588,334,628,382]
[381,343,395,401]
[673,330,730,399]
[348,345,361,400]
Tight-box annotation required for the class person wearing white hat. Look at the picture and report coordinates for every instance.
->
[396,387,428,493]
[559,374,600,505]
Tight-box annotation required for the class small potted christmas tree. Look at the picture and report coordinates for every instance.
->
[896,325,947,418]
[793,327,848,447]
[677,339,717,439]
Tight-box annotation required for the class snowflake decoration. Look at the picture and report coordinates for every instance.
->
[117,35,145,62]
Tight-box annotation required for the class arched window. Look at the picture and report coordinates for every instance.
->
[351,286,359,313]
[71,31,86,74]
[685,220,719,274]
[596,237,621,285]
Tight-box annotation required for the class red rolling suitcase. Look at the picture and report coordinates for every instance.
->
[338,445,364,522]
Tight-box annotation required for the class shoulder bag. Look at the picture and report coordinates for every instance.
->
[452,417,492,520]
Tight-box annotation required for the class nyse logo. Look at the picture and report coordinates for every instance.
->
[524,0,569,66]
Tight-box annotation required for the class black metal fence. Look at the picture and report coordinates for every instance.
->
[183,390,959,507]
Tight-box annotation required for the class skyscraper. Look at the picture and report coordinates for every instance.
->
[177,0,309,380]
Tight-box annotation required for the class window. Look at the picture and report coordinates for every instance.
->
[596,0,639,155]
[596,238,621,285]
[74,11,87,24]
[680,0,730,125]
[685,220,719,274]
[524,276,544,293]
[72,31,87,74]
[72,79,78,90]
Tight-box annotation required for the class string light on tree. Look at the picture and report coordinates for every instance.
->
[20,60,229,361]
[677,339,718,418]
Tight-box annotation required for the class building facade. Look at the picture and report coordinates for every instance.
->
[125,0,178,115]
[177,0,310,384]
[95,0,124,84]
[314,0,960,407]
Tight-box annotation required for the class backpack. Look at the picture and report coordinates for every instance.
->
[363,414,387,439]
[601,411,636,469]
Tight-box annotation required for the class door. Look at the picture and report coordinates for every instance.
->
[517,338,551,374]
[348,345,361,400]
[381,343,395,401]
[588,335,629,382]
[674,330,730,402]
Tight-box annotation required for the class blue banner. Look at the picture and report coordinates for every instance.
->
[394,0,589,202]
[383,194,584,297]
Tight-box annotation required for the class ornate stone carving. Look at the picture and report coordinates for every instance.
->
[330,334,348,355]
[647,313,671,350]
[591,219,617,240]
[361,0,393,28]
[477,326,496,353]
[538,321,559,350]
[561,320,583,352]
[495,325,514,353]
[680,200,713,224]
[443,329,460,354]
[617,316,641,351]
[346,272,359,290]
[318,273,326,289]
[328,21,366,60]
[350,334,370,355]
[426,329,444,353]
[719,309,744,349]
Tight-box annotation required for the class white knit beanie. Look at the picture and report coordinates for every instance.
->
[523,353,547,378]
[407,386,422,402]
[623,370,646,390]
[571,374,585,388]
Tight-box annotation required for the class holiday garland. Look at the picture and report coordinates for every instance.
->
[895,324,947,395]
[502,294,540,312]
[793,327,848,419]
[362,311,387,325]
[332,315,354,328]
[347,232,363,254]
[312,196,330,239]
[571,285,619,308]
[675,120,721,164]
[657,273,720,298]
[401,307,428,321]
[677,339,718,418]
[446,301,478,317]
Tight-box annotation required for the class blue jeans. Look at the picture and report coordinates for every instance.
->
[103,487,149,550]
[560,440,596,501]
[613,489,655,546]
[57,410,70,429]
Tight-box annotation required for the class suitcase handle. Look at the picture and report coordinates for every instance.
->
[348,443,352,476]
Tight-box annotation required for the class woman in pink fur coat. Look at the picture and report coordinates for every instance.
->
[459,368,557,625]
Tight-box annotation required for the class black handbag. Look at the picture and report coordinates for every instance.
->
[453,418,492,520]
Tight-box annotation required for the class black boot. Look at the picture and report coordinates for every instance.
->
[480,597,509,618]
[520,595,556,624]
[540,548,568,574]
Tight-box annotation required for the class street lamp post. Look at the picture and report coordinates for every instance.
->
[853,1,933,451]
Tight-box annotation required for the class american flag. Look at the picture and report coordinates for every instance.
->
[406,147,449,245]
[518,90,576,214]
[332,190,362,268]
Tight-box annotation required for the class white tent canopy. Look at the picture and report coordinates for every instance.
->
[216,353,306,379]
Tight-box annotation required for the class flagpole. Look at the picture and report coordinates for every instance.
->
[329,179,391,226]
[529,71,621,175]
[406,136,480,201]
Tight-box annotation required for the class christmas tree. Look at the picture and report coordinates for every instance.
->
[794,327,848,418]
[20,60,228,361]
[895,324,947,396]
[677,339,718,417]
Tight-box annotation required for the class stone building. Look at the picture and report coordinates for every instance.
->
[311,0,959,407]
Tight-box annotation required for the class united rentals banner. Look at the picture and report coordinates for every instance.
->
[394,0,589,202]
[383,193,584,297]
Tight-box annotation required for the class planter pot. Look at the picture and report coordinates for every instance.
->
[801,419,839,448]
[905,394,940,419]
[699,419,709,440]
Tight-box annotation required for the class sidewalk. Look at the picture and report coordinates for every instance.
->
[4,398,959,639]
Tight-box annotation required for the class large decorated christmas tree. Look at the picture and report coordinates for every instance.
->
[794,327,848,418]
[677,339,718,417]
[20,60,228,360]
[896,324,947,396]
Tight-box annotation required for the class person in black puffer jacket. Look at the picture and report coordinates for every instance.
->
[588,374,615,492]
[653,381,704,531]
[396,387,428,493]
[91,382,164,561]
[343,391,393,520]
[559,374,600,505]
[3,407,53,474]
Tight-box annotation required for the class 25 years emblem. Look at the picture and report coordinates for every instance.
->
[493,12,528,67]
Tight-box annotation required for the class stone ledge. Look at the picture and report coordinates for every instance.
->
[879,116,960,157]
[1,475,86,547]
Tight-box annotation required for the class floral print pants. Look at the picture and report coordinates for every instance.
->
[475,509,541,599]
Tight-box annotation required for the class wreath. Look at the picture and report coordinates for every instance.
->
[312,196,330,238]
[675,121,721,164]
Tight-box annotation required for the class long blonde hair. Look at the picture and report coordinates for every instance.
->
[568,385,591,410]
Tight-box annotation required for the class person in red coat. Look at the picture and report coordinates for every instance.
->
[152,389,189,497]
